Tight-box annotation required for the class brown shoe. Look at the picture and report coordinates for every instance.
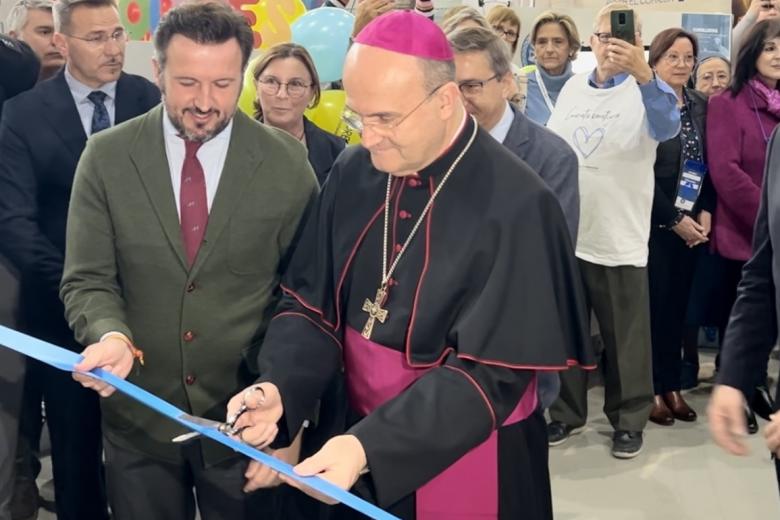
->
[650,395,674,426]
[664,391,697,422]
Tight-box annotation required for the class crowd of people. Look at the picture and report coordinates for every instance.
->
[0,0,779,519]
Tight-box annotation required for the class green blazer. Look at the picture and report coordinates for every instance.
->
[61,105,318,465]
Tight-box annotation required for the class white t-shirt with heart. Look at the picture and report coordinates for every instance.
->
[548,72,658,267]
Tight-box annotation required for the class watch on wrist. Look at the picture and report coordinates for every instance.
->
[665,211,684,229]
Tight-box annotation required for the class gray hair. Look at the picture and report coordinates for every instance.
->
[593,2,642,34]
[440,6,492,35]
[6,0,54,34]
[447,26,512,78]
[419,58,456,92]
[53,0,117,33]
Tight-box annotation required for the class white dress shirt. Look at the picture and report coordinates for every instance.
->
[488,101,515,144]
[64,65,117,136]
[162,109,233,219]
[99,113,233,346]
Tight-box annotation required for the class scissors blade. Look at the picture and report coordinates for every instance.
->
[171,413,228,443]
[171,430,202,443]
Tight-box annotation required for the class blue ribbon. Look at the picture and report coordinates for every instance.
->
[0,325,399,520]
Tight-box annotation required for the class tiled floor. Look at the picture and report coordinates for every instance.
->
[35,352,780,519]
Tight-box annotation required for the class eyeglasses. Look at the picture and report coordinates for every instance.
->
[257,76,313,98]
[457,74,499,96]
[662,53,695,66]
[64,28,127,47]
[342,84,444,136]
[697,72,729,83]
[492,25,519,42]
[593,32,612,44]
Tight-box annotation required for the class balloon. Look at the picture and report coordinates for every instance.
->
[238,53,264,118]
[120,0,151,40]
[291,8,354,83]
[305,90,361,145]
[242,0,307,50]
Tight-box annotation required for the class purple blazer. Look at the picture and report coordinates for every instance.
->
[707,85,780,261]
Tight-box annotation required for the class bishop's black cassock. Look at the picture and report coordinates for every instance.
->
[257,116,595,519]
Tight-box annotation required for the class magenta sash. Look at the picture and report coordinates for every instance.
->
[344,327,538,519]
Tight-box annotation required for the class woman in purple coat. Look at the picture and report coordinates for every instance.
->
[707,19,780,428]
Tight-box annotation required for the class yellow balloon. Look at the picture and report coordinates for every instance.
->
[305,90,361,145]
[243,0,307,51]
[238,53,264,118]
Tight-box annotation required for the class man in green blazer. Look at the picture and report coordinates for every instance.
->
[59,3,318,518]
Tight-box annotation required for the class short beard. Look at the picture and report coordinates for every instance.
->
[161,87,233,143]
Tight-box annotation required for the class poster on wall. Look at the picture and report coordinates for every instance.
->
[681,13,733,59]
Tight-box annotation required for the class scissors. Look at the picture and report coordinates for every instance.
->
[172,385,263,443]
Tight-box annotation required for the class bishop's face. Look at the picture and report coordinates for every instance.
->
[342,45,454,176]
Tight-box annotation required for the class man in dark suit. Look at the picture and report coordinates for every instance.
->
[61,3,318,518]
[0,34,39,520]
[0,0,159,517]
[447,26,579,242]
[709,124,780,490]
[449,24,580,409]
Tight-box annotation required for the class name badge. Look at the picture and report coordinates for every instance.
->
[674,159,707,212]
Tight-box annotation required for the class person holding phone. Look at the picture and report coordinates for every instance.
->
[732,0,779,66]
[645,28,715,427]
[546,2,680,459]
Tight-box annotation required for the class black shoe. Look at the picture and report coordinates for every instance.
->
[611,430,643,459]
[745,404,759,435]
[751,385,775,421]
[547,421,585,447]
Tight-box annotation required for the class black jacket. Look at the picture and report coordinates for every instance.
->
[303,116,345,186]
[651,88,716,227]
[0,69,159,346]
[718,124,780,405]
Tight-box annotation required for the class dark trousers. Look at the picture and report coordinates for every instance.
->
[15,371,43,481]
[25,359,108,520]
[104,437,277,520]
[648,228,698,394]
[550,260,653,432]
[0,257,21,520]
[0,350,24,520]
[716,257,770,388]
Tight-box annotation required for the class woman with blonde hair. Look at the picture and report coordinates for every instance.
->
[525,11,581,125]
[253,42,344,185]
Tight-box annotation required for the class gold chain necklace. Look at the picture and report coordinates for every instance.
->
[360,118,478,340]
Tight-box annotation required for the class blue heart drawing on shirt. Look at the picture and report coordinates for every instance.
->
[573,127,606,159]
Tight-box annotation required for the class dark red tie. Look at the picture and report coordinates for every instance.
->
[180,140,208,266]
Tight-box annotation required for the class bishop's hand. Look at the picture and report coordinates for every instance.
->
[280,434,368,505]
[227,382,284,450]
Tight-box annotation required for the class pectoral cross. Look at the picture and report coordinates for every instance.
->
[361,286,388,340]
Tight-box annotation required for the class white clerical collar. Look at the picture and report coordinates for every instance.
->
[488,102,514,144]
[64,65,117,104]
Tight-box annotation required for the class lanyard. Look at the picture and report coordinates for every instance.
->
[749,87,771,143]
[534,67,556,113]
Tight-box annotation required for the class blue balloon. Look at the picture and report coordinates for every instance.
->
[291,7,355,83]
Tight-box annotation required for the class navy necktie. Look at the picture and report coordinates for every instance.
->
[87,90,110,134]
